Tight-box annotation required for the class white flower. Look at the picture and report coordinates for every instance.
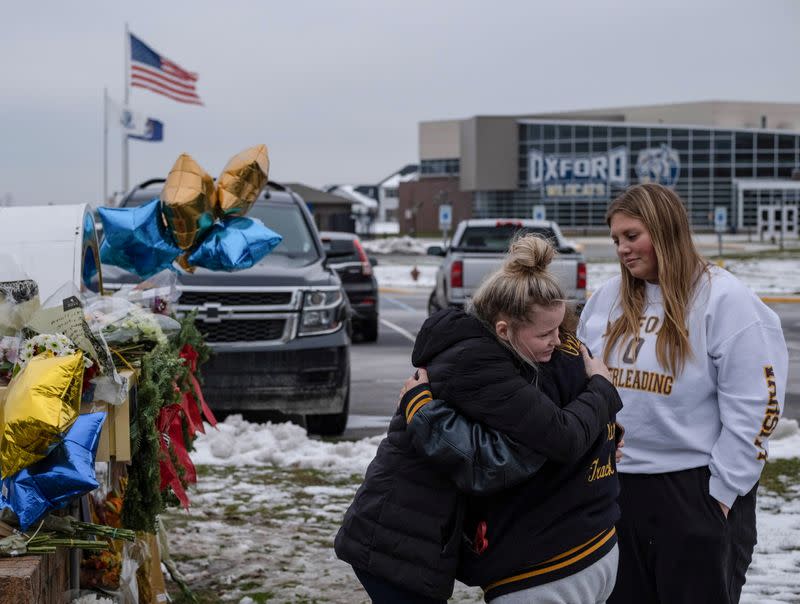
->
[16,333,79,370]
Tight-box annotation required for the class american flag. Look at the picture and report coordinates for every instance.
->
[129,33,202,106]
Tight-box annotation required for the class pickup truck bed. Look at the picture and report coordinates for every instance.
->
[428,219,586,314]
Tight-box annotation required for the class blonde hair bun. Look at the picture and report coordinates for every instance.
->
[505,234,555,276]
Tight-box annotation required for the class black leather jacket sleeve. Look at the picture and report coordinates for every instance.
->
[409,398,547,495]
[398,384,546,495]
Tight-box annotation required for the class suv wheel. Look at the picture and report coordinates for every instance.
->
[360,318,379,343]
[427,291,442,316]
[305,371,350,436]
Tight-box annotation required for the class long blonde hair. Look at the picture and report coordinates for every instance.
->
[603,184,707,374]
[470,234,569,330]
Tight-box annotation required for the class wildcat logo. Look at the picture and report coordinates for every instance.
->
[636,145,681,187]
[588,454,615,482]
[558,333,581,357]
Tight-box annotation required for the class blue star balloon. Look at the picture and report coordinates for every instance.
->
[98,198,182,279]
[187,217,282,271]
[0,413,106,530]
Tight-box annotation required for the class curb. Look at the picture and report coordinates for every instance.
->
[379,286,425,294]
[760,296,800,304]
[378,287,800,303]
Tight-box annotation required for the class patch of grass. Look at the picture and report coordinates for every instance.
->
[194,464,218,478]
[760,458,800,498]
[710,248,800,261]
[169,587,222,603]
[288,468,329,486]
[245,592,276,603]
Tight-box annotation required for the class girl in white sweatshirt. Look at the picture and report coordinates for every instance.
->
[578,183,788,604]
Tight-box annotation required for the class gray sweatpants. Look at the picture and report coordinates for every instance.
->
[489,544,618,604]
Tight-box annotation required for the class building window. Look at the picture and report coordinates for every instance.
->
[420,158,460,176]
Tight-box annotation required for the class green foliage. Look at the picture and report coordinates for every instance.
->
[121,343,182,532]
[121,313,213,533]
[760,458,800,498]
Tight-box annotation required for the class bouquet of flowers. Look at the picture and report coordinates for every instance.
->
[111,269,181,316]
[85,297,180,367]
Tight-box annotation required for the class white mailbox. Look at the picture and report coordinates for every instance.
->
[0,204,102,302]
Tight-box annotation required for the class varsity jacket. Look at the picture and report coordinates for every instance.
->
[334,308,620,599]
[578,266,789,508]
[407,315,622,600]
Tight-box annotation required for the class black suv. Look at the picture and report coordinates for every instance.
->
[319,231,379,342]
[102,180,352,435]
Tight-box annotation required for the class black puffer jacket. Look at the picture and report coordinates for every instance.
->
[407,323,622,600]
[334,308,620,599]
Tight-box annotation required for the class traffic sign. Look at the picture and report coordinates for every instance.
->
[439,204,452,230]
[714,207,728,233]
[532,205,546,221]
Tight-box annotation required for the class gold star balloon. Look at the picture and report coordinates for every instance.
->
[215,144,270,219]
[0,351,84,478]
[160,153,217,250]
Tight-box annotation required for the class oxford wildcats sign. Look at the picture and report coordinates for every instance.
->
[528,147,628,199]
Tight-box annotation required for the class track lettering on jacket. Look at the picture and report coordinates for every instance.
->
[558,333,581,357]
[608,367,673,395]
[587,454,615,482]
[754,365,781,461]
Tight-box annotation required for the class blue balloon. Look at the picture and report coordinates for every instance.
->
[98,198,182,279]
[187,217,282,271]
[0,413,106,530]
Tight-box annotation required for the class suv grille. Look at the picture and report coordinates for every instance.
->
[196,319,286,342]
[180,291,293,307]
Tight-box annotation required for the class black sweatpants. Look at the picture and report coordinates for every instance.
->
[609,467,757,604]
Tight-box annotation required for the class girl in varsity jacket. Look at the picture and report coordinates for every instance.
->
[578,183,789,604]
[335,235,622,603]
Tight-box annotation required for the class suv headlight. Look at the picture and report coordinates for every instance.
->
[299,289,345,335]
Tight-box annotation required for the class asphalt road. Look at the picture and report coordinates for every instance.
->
[344,289,800,440]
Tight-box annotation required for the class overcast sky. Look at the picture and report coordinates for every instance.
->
[2,0,799,206]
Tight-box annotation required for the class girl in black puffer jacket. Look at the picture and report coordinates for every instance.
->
[334,235,622,603]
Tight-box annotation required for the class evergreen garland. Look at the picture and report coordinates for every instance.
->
[121,343,182,533]
[121,313,211,532]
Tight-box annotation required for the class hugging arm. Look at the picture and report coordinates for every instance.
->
[398,383,547,495]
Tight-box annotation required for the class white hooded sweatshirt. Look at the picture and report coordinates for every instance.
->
[578,265,788,508]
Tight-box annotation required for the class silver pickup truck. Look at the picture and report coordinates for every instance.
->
[427,219,586,315]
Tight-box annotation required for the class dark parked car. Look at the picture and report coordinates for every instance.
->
[102,179,352,436]
[319,231,379,342]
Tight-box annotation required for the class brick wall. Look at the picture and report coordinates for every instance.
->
[398,177,473,235]
[0,550,70,604]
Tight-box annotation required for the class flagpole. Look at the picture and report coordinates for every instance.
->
[103,88,108,205]
[122,23,130,194]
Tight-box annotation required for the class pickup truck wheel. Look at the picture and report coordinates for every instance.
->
[427,291,442,316]
[305,376,350,437]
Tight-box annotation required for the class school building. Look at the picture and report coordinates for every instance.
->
[399,101,800,238]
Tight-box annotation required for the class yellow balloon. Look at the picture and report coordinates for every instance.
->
[216,144,270,218]
[0,351,84,478]
[160,153,217,250]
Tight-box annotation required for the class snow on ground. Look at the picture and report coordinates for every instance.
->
[191,415,383,476]
[166,417,800,602]
[361,236,429,255]
[374,258,800,295]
